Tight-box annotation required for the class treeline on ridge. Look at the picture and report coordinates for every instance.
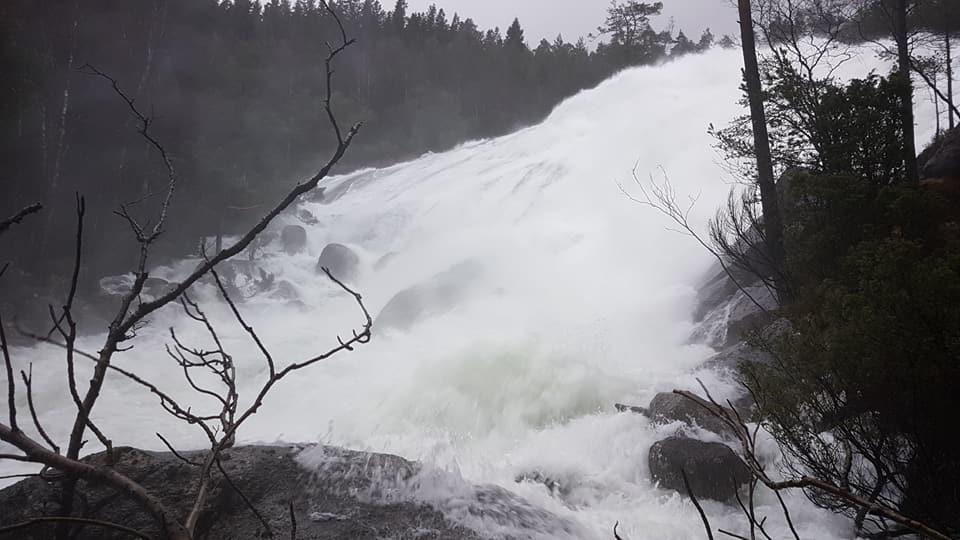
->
[0,0,722,303]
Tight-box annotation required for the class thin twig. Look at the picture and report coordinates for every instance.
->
[215,458,273,537]
[0,516,153,539]
[156,433,201,467]
[1,314,16,432]
[0,203,42,236]
[674,386,952,540]
[20,365,59,453]
[289,501,297,540]
[681,468,714,540]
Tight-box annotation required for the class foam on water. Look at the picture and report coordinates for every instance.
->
[1,46,937,538]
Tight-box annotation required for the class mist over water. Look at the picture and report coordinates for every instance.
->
[2,47,935,538]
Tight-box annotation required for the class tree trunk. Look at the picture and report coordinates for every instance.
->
[947,31,955,130]
[737,0,786,297]
[893,0,919,183]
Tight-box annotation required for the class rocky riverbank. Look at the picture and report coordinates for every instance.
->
[618,260,782,504]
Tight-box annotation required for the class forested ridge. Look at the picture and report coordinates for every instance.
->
[0,0,719,304]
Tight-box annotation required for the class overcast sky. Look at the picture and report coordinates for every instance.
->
[405,0,740,45]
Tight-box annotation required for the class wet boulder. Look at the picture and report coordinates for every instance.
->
[297,208,319,226]
[315,243,359,280]
[281,225,308,255]
[648,436,752,502]
[0,445,479,540]
[375,261,482,331]
[646,392,734,437]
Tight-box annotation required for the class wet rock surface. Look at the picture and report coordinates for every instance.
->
[644,392,735,437]
[281,224,308,254]
[0,445,479,539]
[375,261,483,332]
[648,437,751,502]
[315,243,360,281]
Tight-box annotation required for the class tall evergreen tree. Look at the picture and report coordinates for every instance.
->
[505,18,526,51]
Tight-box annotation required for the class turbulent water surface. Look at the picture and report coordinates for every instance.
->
[2,48,938,538]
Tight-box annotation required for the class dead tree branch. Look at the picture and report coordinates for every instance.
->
[618,167,775,313]
[681,468,714,540]
[0,3,362,538]
[0,516,153,539]
[673,386,951,540]
[20,365,59,454]
[0,203,42,237]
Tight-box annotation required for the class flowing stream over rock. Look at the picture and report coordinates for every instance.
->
[1,47,937,538]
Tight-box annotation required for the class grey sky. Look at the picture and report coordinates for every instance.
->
[404,0,740,45]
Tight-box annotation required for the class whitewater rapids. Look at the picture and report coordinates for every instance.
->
[1,47,938,538]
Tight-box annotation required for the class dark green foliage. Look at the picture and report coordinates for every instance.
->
[742,169,960,533]
[711,49,908,185]
[670,31,698,57]
[594,1,672,69]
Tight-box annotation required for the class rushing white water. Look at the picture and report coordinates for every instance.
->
[1,46,939,538]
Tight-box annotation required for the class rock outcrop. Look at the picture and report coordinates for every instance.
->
[919,126,960,186]
[648,437,751,502]
[0,445,478,540]
[281,224,308,254]
[315,243,360,280]
[375,261,483,331]
[645,392,736,437]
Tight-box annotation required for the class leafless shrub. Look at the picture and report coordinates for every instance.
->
[0,3,369,539]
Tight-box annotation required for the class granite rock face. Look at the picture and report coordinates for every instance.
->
[648,437,752,502]
[0,445,478,540]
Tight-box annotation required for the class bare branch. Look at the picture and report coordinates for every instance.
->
[0,203,42,237]
[79,65,176,243]
[0,516,153,540]
[209,268,275,377]
[1,17,362,540]
[289,501,297,540]
[1,314,16,432]
[20,365,59,454]
[155,433,201,467]
[619,168,774,313]
[673,387,952,540]
[215,458,273,537]
[681,468,714,540]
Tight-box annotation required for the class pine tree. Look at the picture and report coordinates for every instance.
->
[505,18,526,51]
[671,29,697,56]
[697,27,714,51]
[390,0,406,32]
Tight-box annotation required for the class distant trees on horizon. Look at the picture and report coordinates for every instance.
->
[0,0,725,296]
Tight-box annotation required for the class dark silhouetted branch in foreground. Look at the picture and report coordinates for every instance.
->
[681,468,714,540]
[0,3,364,538]
[0,516,152,539]
[0,203,42,237]
[674,385,951,540]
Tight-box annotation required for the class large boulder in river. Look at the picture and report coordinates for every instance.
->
[315,243,359,280]
[0,445,479,539]
[281,225,308,255]
[648,436,752,502]
[375,261,483,331]
[645,392,734,437]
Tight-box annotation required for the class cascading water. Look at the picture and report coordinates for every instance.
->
[1,47,937,538]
